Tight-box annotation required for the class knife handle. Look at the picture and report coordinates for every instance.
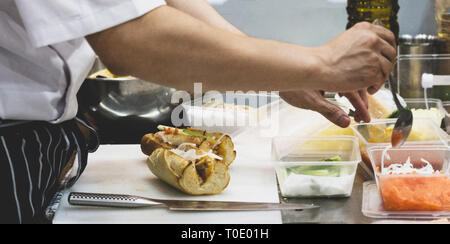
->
[69,192,164,208]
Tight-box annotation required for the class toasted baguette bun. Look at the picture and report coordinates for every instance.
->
[141,133,175,156]
[146,148,230,195]
[210,134,236,167]
[141,129,236,195]
[141,131,236,166]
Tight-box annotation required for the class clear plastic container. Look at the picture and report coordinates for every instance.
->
[272,136,361,198]
[328,96,446,126]
[351,118,449,170]
[366,146,450,213]
[181,92,281,136]
[362,181,450,219]
[396,54,450,101]
[403,98,446,126]
[443,101,450,134]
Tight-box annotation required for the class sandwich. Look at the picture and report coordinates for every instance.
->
[141,125,236,195]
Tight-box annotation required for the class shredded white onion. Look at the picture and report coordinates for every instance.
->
[380,145,392,174]
[177,143,197,150]
[381,156,438,175]
[170,144,223,161]
[158,131,225,161]
[156,131,170,144]
[211,134,226,149]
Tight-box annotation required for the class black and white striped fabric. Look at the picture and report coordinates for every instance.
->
[0,118,98,224]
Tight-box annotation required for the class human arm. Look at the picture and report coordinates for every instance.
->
[86,6,396,94]
[165,0,246,36]
[86,6,324,92]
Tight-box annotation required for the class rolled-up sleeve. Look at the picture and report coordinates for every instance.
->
[14,0,166,48]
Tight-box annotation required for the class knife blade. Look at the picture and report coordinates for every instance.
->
[69,192,319,211]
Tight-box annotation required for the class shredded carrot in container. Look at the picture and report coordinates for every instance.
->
[380,176,450,211]
[378,156,450,211]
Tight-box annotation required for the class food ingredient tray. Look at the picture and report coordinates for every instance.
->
[403,98,446,126]
[362,181,450,220]
[181,92,281,136]
[272,136,361,198]
[365,146,450,214]
[443,101,450,134]
[351,118,449,169]
[351,118,447,147]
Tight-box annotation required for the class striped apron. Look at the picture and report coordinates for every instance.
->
[0,44,99,223]
[0,118,99,224]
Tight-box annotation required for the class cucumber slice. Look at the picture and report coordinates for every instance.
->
[288,165,341,177]
[322,156,342,162]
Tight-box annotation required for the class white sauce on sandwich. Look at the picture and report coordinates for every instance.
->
[170,144,223,161]
[156,131,170,144]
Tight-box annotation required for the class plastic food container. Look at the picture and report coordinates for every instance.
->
[443,101,450,134]
[181,92,281,136]
[351,118,449,170]
[362,181,450,219]
[403,98,446,126]
[272,136,361,198]
[396,54,450,101]
[367,146,450,212]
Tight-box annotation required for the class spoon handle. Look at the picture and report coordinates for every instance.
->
[372,19,403,111]
[388,73,404,111]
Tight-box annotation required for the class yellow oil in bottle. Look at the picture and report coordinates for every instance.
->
[438,6,449,47]
[436,0,449,39]
[347,0,400,40]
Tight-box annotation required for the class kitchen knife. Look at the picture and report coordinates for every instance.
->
[68,192,319,211]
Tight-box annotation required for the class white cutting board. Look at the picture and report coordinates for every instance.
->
[53,133,282,224]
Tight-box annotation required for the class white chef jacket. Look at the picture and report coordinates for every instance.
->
[0,0,166,123]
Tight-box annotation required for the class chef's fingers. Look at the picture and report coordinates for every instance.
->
[369,54,393,93]
[359,89,369,109]
[342,92,371,123]
[314,96,351,128]
[372,24,397,49]
[367,54,392,95]
[367,81,385,95]
[368,83,385,95]
[378,38,397,63]
[380,54,394,80]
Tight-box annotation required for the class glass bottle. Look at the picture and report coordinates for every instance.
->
[347,0,400,41]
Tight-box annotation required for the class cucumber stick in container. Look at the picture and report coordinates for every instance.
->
[287,156,343,177]
[279,156,357,198]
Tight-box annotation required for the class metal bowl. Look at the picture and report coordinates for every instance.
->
[77,58,177,144]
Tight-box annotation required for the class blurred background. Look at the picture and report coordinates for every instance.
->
[208,0,437,46]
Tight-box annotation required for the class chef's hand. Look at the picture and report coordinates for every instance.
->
[338,90,370,123]
[318,22,397,94]
[280,90,370,128]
